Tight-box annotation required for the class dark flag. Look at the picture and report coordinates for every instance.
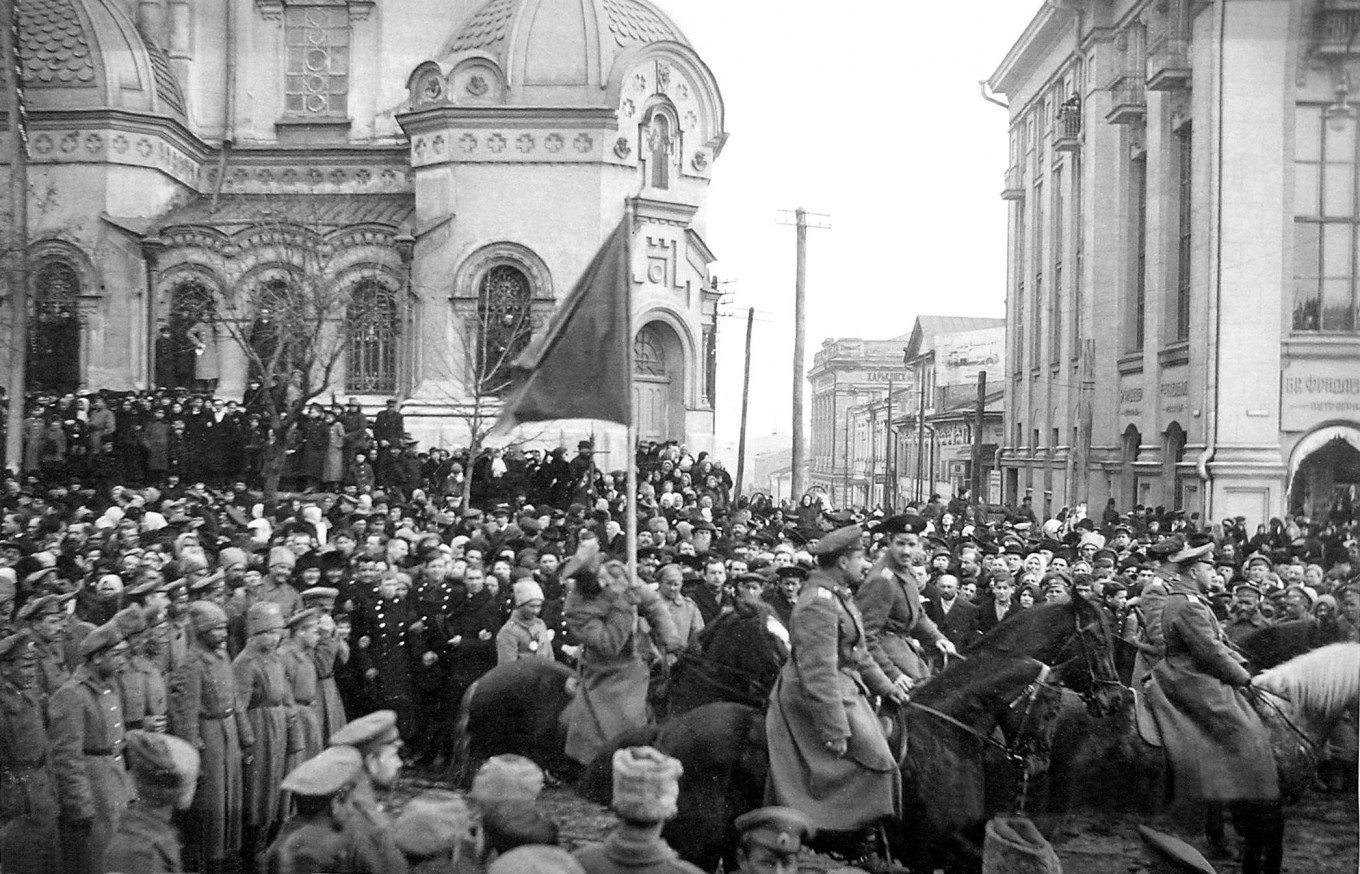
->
[488,218,632,438]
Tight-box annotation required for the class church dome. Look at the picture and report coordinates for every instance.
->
[436,0,689,97]
[18,0,186,119]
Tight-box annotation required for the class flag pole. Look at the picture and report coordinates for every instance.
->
[625,199,639,583]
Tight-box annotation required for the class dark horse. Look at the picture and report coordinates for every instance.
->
[660,601,789,717]
[579,598,1125,873]
[449,604,788,785]
[1034,641,1360,874]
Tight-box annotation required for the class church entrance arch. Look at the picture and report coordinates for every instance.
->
[1288,424,1360,519]
[634,321,685,442]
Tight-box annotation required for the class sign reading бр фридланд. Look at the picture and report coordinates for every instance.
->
[1281,361,1360,431]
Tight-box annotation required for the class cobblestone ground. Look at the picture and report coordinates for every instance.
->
[394,771,1357,874]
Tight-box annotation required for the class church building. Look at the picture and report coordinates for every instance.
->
[3,0,727,456]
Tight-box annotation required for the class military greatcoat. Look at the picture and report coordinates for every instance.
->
[0,676,61,873]
[234,647,300,829]
[563,584,680,765]
[47,665,133,874]
[855,558,944,682]
[312,634,348,740]
[169,640,251,866]
[117,652,168,730]
[766,566,901,832]
[1144,574,1279,801]
[278,639,324,769]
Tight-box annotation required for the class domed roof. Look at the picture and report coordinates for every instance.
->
[439,0,689,91]
[18,0,185,118]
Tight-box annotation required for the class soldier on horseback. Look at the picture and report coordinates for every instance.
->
[1143,538,1278,802]
[764,525,908,844]
[855,515,955,691]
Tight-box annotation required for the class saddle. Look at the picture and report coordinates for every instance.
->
[1133,686,1163,748]
[876,702,909,765]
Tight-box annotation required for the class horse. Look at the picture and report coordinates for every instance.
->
[660,601,788,717]
[1035,641,1360,874]
[579,597,1125,873]
[448,606,789,785]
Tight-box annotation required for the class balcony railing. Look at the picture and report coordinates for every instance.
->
[1146,35,1191,90]
[1105,74,1146,125]
[1001,165,1024,201]
[1315,2,1360,57]
[1055,101,1082,152]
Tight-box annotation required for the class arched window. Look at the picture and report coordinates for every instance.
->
[29,261,82,393]
[642,110,674,189]
[347,280,400,393]
[166,281,216,390]
[634,324,668,376]
[477,264,533,395]
[250,279,292,381]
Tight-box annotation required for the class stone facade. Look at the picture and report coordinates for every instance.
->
[2,0,726,462]
[989,0,1360,522]
[807,335,913,506]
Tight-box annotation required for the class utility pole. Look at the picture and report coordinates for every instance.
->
[970,370,987,502]
[735,306,754,498]
[778,207,829,501]
[2,0,29,474]
[915,376,926,502]
[885,380,894,511]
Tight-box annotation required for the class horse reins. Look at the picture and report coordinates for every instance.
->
[895,657,1056,767]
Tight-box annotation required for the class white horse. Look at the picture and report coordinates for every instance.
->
[1041,641,1359,874]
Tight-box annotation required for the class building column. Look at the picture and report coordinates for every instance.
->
[1203,0,1290,520]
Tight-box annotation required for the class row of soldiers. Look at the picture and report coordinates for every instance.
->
[2,599,822,874]
[0,585,364,874]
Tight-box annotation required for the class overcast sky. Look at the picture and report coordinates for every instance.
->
[649,0,1043,454]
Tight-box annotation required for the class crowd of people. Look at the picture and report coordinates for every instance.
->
[1,389,1358,873]
[2,389,735,508]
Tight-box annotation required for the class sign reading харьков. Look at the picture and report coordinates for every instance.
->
[1282,362,1360,430]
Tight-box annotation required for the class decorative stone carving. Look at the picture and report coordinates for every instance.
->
[621,98,636,118]
[655,61,671,93]
[683,109,697,131]
[545,133,564,153]
[691,151,708,171]
[467,74,489,97]
[488,133,507,153]
[416,71,444,104]
[516,133,535,153]
[614,137,632,158]
[574,133,594,153]
[459,133,477,153]
[433,134,446,154]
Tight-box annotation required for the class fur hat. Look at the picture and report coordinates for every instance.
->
[125,730,201,809]
[611,746,683,823]
[188,600,228,634]
[218,547,250,571]
[393,793,482,862]
[269,547,297,569]
[245,602,285,636]
[470,754,545,804]
[511,580,545,606]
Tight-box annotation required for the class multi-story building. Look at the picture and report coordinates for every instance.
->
[890,316,1006,505]
[989,0,1360,523]
[807,335,911,506]
[3,0,726,458]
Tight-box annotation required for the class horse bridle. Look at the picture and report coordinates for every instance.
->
[1063,604,1126,709]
